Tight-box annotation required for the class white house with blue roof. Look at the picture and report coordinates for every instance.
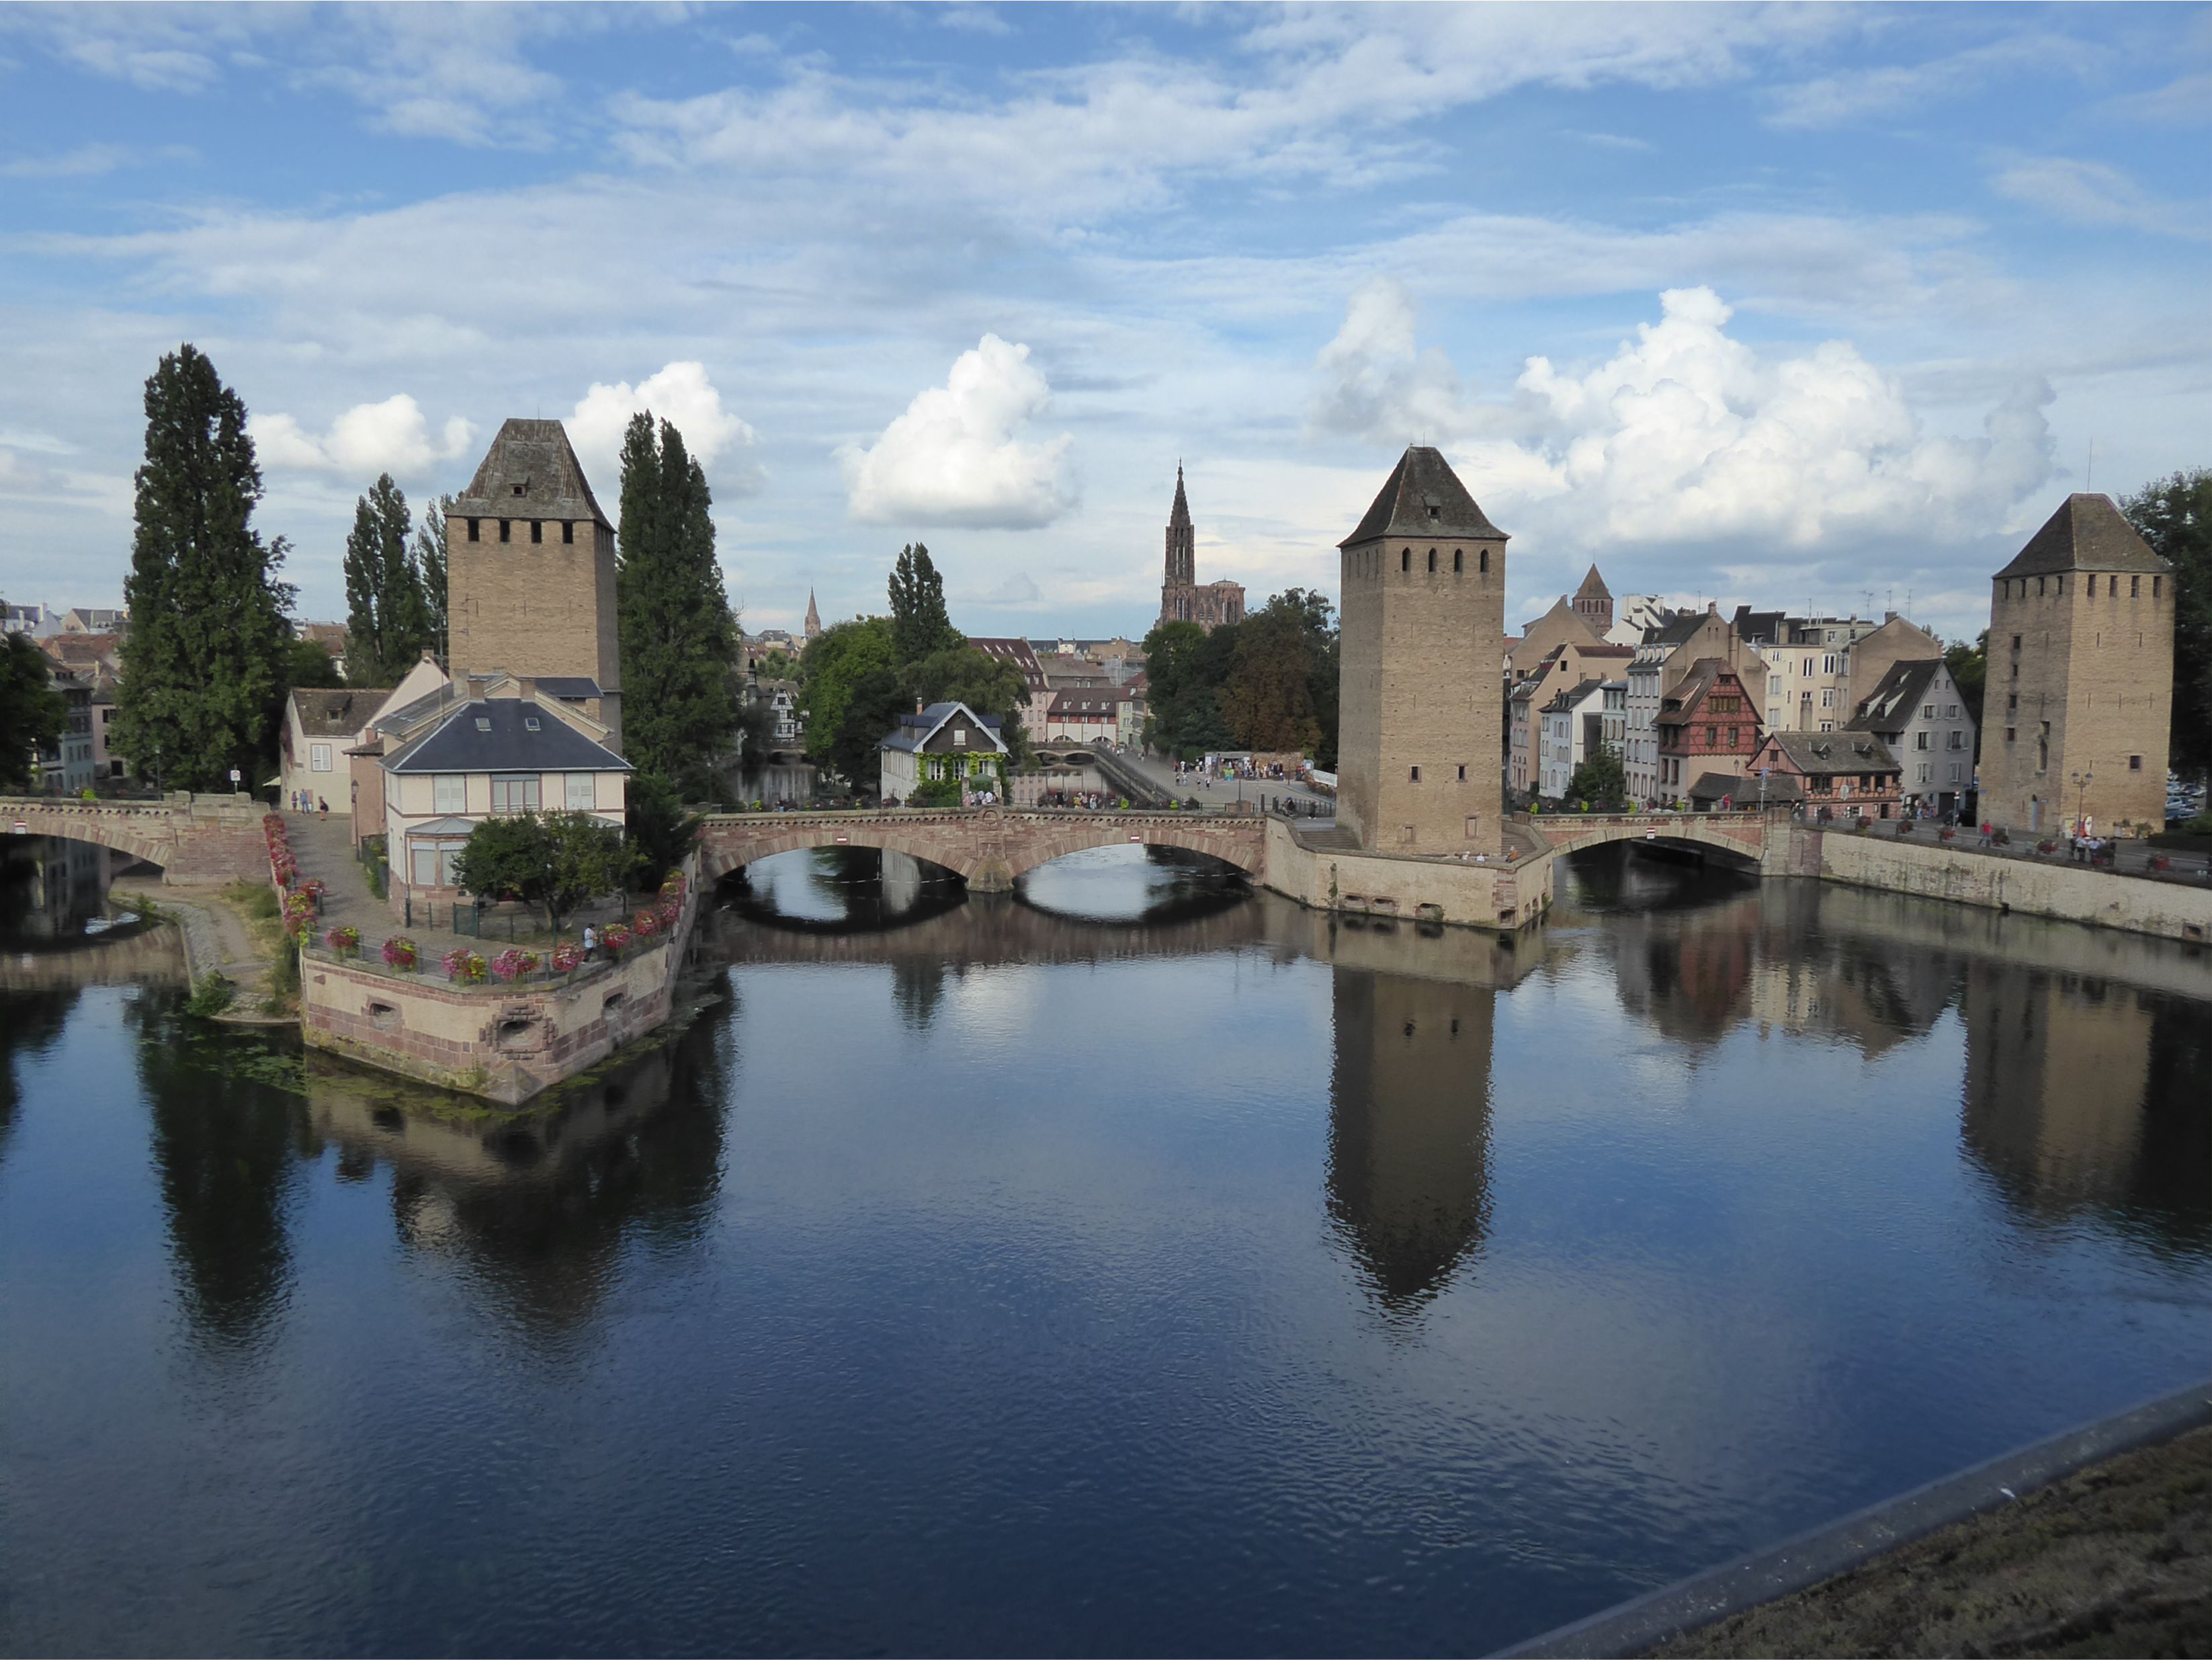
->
[879,701,1009,803]
[375,671,632,913]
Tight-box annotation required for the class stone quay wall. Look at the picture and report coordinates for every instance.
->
[1259,816,1553,933]
[302,852,704,1105]
[1803,827,2212,945]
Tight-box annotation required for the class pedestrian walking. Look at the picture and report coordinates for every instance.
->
[582,923,597,961]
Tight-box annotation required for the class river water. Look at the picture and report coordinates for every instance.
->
[3,840,2209,1657]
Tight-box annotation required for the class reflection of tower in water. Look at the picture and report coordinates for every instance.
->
[1326,966,1495,1312]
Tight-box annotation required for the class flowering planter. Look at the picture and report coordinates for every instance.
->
[323,925,360,959]
[381,936,419,972]
[441,948,488,985]
[489,948,540,984]
[550,944,584,976]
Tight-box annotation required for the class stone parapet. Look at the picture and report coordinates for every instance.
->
[1261,815,1551,933]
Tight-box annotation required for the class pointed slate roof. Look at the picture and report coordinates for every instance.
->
[1574,564,1611,601]
[1339,446,1506,548]
[1169,464,1191,528]
[804,589,821,631]
[1995,494,2167,579]
[452,419,612,528]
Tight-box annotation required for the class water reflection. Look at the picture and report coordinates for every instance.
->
[1326,966,1494,1312]
[722,845,968,933]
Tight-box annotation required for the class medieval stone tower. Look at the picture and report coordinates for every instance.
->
[447,419,622,750]
[1978,493,2172,835]
[1336,446,1508,854]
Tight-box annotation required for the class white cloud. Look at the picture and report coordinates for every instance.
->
[1309,278,1465,447]
[1476,287,2055,548]
[568,362,765,499]
[839,335,1078,529]
[248,395,476,478]
[1991,156,2212,242]
[1763,35,2094,129]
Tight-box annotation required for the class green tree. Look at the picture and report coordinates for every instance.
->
[2123,468,2212,780]
[800,616,899,785]
[1564,743,1627,811]
[626,771,702,885]
[618,414,740,800]
[452,809,626,936]
[888,542,960,663]
[1139,620,1209,754]
[341,473,431,686]
[0,631,67,790]
[902,643,1031,765]
[415,493,450,667]
[1945,630,1987,753]
[110,345,294,792]
[1219,589,1336,755]
[284,636,344,691]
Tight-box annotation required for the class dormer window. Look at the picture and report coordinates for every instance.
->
[474,717,492,731]
[512,483,525,497]
[1427,505,1439,522]
[524,717,540,731]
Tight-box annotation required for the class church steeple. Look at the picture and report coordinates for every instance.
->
[804,588,822,640]
[1164,465,1194,586]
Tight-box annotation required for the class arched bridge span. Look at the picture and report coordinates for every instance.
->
[1525,811,1774,868]
[0,793,265,882]
[699,806,1266,892]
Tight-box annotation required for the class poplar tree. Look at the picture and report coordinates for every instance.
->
[341,472,431,685]
[110,345,293,792]
[415,493,450,667]
[888,542,959,663]
[616,413,739,801]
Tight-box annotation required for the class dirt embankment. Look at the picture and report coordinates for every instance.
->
[1654,1425,2212,1657]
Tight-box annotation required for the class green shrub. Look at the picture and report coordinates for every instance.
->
[184,972,236,1018]
[269,941,300,999]
[232,881,280,922]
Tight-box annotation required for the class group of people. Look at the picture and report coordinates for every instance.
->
[288,790,328,817]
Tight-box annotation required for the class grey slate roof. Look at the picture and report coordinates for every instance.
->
[1340,446,1506,548]
[1574,564,1610,600]
[1646,611,1710,647]
[880,701,1009,756]
[1760,731,1900,776]
[1846,659,1943,734]
[1994,494,2168,579]
[451,419,613,529]
[384,698,631,775]
[1541,678,1609,714]
[532,675,603,699]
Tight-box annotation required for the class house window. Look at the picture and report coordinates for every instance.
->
[1916,731,1929,750]
[562,522,575,545]
[1480,548,1489,573]
[1922,704,1934,719]
[2005,727,2016,743]
[1401,548,1411,573]
[530,520,543,544]
[410,838,463,888]
[1950,763,1963,782]
[1457,764,1467,781]
[433,774,465,813]
[1427,548,1437,572]
[523,716,540,731]
[500,520,511,544]
[2129,755,2143,771]
[466,518,480,542]
[492,774,540,815]
[952,727,967,747]
[309,742,332,772]
[1453,550,1463,573]
[1948,731,1963,749]
[2154,576,2163,598]
[2131,575,2141,597]
[1410,765,1421,782]
[566,773,596,810]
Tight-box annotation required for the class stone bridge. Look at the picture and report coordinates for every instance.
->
[0,793,266,883]
[1523,809,1776,868]
[698,806,1267,891]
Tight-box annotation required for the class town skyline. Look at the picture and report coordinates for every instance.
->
[3,4,2207,642]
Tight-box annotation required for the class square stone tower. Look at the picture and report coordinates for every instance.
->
[448,419,623,751]
[1979,494,2172,835]
[1337,446,1508,853]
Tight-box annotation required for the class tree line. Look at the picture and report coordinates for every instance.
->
[1142,589,1340,767]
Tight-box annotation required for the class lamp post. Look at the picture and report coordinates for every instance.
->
[2072,767,2094,837]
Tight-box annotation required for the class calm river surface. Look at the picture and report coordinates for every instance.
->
[4,840,2211,1657]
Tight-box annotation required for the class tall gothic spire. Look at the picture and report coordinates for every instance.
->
[804,587,822,639]
[1169,463,1191,528]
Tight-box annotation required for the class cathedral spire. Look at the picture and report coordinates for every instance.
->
[804,587,822,640]
[1169,463,1191,528]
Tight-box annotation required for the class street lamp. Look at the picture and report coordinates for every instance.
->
[2071,767,2094,837]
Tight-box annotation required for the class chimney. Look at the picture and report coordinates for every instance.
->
[915,696,925,716]
[519,676,537,704]
[1885,610,1898,623]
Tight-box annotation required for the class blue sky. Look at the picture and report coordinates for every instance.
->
[1,3,2206,645]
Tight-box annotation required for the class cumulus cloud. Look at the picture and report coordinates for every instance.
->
[567,362,764,497]
[248,396,476,478]
[1309,278,1465,446]
[839,335,1078,529]
[1476,287,2055,546]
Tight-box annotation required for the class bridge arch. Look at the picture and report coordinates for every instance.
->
[1529,811,1771,870]
[697,808,1265,892]
[0,794,266,884]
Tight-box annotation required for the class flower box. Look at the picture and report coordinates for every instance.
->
[490,948,540,983]
[601,925,633,958]
[550,942,583,975]
[382,936,419,972]
[441,948,488,985]
[324,924,360,958]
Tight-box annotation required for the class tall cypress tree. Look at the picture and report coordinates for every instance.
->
[110,345,293,793]
[340,472,429,685]
[616,413,738,800]
[888,542,959,663]
[415,493,450,669]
